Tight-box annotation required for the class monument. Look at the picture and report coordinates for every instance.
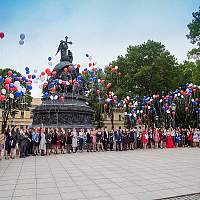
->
[32,36,95,129]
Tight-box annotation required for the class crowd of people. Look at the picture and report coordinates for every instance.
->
[0,126,200,160]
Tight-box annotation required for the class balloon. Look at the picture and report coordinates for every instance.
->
[0,76,3,83]
[15,91,22,97]
[28,74,32,79]
[64,68,68,72]
[47,61,52,66]
[20,33,25,40]
[101,80,105,84]
[84,68,87,72]
[9,83,14,88]
[1,89,6,95]
[27,85,32,90]
[52,71,57,76]
[54,95,58,100]
[77,64,81,68]
[51,87,56,93]
[86,54,89,57]
[34,69,38,73]
[48,57,52,61]
[89,63,92,67]
[50,95,54,100]
[19,40,24,45]
[0,32,5,39]
[32,74,36,79]
[5,77,12,84]
[7,70,13,77]
[45,68,51,76]
[10,93,14,99]
[41,71,45,76]
[115,66,118,70]
[89,56,92,61]
[22,87,26,93]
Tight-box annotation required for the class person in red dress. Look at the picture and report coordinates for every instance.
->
[141,128,148,149]
[166,129,174,148]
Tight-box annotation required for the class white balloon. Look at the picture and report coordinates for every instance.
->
[48,62,52,66]
[10,93,14,99]
[50,95,54,100]
[59,79,62,84]
[54,95,58,100]
[17,86,22,92]
[34,69,38,73]
[22,88,26,94]
[66,81,70,86]
[115,66,118,70]
[140,110,143,113]
[14,81,20,87]
[98,79,101,83]
[1,89,6,95]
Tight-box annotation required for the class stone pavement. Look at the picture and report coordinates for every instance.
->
[0,148,200,200]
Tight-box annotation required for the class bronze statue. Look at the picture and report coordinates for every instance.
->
[55,36,73,62]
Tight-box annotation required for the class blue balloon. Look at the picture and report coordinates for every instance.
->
[89,71,93,75]
[9,83,14,88]
[48,57,52,61]
[84,68,87,72]
[22,76,26,81]
[55,79,59,84]
[32,74,36,79]
[15,91,22,97]
[27,85,32,90]
[20,33,25,40]
[89,77,93,82]
[25,67,29,71]
[93,77,97,81]
[13,73,17,77]
[26,70,29,74]
[77,75,82,80]
[0,76,3,83]
[44,92,48,97]
[86,54,89,57]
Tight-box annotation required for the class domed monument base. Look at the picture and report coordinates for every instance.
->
[32,36,95,129]
[32,94,95,129]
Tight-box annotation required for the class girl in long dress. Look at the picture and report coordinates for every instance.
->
[141,129,148,149]
[78,129,84,152]
[166,130,174,148]
[154,128,160,149]
[92,128,97,152]
[39,129,46,156]
[72,128,78,153]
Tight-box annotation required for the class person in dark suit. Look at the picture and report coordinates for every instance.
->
[5,129,11,159]
[103,127,109,151]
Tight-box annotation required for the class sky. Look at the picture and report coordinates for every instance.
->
[0,0,199,97]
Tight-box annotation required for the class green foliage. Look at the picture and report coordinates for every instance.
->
[105,40,179,98]
[187,6,200,60]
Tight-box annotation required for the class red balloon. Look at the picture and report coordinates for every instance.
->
[73,79,77,84]
[5,77,12,84]
[0,32,4,39]
[62,80,66,85]
[51,87,56,93]
[4,84,9,90]
[7,70,13,77]
[101,80,105,84]
[92,67,95,71]
[45,68,51,76]
[111,68,116,72]
[82,71,85,75]
[28,74,32,79]
[52,71,57,76]
[0,95,6,101]
[77,64,81,68]
[89,63,92,67]
[64,68,68,72]
[41,71,45,76]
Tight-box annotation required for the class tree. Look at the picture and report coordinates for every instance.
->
[187,6,200,60]
[105,40,179,98]
[0,68,32,133]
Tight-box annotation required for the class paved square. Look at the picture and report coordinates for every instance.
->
[0,148,200,200]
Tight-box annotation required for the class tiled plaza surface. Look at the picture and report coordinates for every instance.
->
[0,148,200,200]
